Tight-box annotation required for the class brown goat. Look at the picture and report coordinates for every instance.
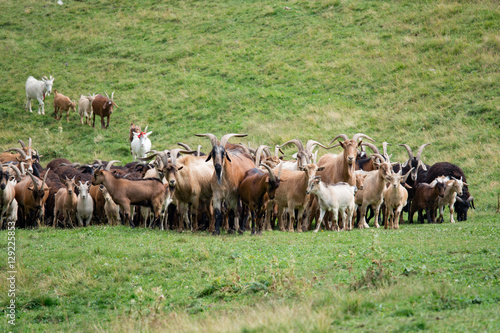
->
[14,170,50,228]
[53,90,76,122]
[53,176,79,228]
[409,181,445,224]
[92,169,165,227]
[92,92,117,129]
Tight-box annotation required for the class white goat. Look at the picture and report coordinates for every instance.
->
[434,176,466,223]
[130,126,152,161]
[78,94,95,125]
[76,181,94,227]
[306,178,356,232]
[25,76,54,115]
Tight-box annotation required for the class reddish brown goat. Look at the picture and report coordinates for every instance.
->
[53,89,76,122]
[14,170,50,228]
[53,176,79,228]
[92,92,117,129]
[409,181,445,224]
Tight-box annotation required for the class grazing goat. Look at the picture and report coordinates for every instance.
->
[92,169,165,227]
[15,170,50,228]
[195,133,255,235]
[238,163,281,235]
[131,126,153,161]
[53,176,79,228]
[99,186,120,226]
[76,181,94,227]
[272,163,324,232]
[306,179,356,232]
[25,76,54,115]
[423,162,474,221]
[53,90,76,122]
[354,154,393,229]
[383,167,413,229]
[92,92,117,129]
[409,181,445,224]
[434,176,466,224]
[78,94,95,125]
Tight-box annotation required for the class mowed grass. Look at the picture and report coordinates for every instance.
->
[0,214,499,332]
[0,0,499,331]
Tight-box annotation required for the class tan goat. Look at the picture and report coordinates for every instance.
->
[53,90,76,122]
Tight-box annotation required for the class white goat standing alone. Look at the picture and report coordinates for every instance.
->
[130,126,152,161]
[306,178,356,232]
[25,76,54,115]
[77,181,94,227]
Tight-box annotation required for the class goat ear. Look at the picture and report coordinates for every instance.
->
[225,153,232,163]
[205,154,212,162]
[28,186,34,192]
[146,131,153,136]
[177,166,184,171]
[401,160,409,168]
[317,167,325,172]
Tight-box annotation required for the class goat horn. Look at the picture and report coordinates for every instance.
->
[254,145,269,168]
[416,143,431,160]
[305,140,330,154]
[352,133,375,142]
[382,142,391,160]
[370,153,386,162]
[195,133,218,147]
[329,134,349,145]
[4,148,27,159]
[274,145,284,157]
[41,168,50,190]
[279,139,305,152]
[259,163,276,182]
[111,91,114,101]
[277,161,283,180]
[360,142,381,155]
[177,142,192,151]
[220,133,248,148]
[8,164,22,181]
[263,146,272,157]
[169,149,183,166]
[18,139,26,148]
[399,144,414,161]
[26,171,39,192]
[197,145,202,156]
[105,92,109,99]
[105,160,121,171]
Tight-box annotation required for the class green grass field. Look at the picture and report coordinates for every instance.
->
[0,0,499,331]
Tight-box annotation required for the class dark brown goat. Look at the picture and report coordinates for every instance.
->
[409,181,445,224]
[92,92,117,129]
[238,164,281,235]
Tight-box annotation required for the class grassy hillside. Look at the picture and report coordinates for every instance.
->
[0,0,499,331]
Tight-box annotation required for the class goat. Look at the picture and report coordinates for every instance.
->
[306,179,356,232]
[99,186,121,226]
[0,164,20,228]
[53,90,76,122]
[354,154,393,229]
[92,92,117,129]
[53,176,79,228]
[409,180,446,224]
[271,163,324,232]
[383,167,413,229]
[15,170,50,228]
[278,139,331,170]
[76,181,93,227]
[423,162,474,221]
[92,169,165,227]
[195,133,255,235]
[131,126,153,161]
[433,176,466,224]
[129,122,141,154]
[238,162,281,235]
[25,76,54,115]
[1,140,35,174]
[78,94,95,125]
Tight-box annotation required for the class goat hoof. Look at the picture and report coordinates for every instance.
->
[212,230,220,236]
[237,229,244,235]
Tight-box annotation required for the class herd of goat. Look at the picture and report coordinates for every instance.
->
[0,128,475,234]
[0,76,475,233]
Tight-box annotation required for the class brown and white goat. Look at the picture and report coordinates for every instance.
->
[409,181,446,224]
[53,176,79,228]
[195,133,255,235]
[0,164,20,228]
[14,170,50,228]
[53,90,76,122]
[434,176,466,224]
[383,167,413,229]
[238,163,281,235]
[354,154,393,229]
[92,169,165,227]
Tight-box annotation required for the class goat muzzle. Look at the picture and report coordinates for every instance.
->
[0,184,5,190]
